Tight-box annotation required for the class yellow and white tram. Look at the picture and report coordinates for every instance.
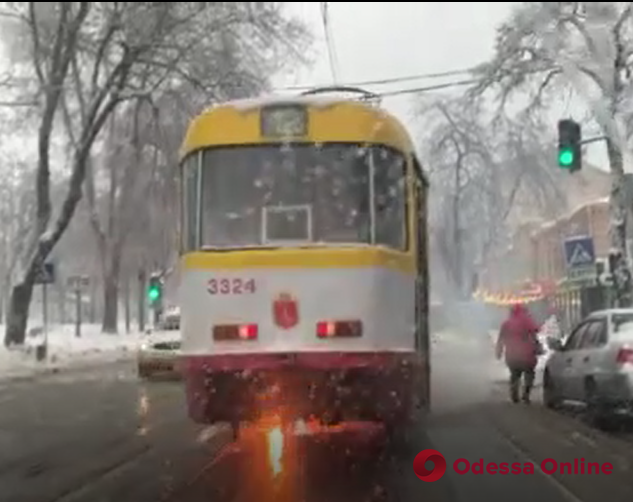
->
[177,87,430,438]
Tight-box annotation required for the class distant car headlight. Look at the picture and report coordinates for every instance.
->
[140,343,149,351]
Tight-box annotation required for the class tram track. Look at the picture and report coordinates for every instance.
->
[47,444,152,502]
[161,439,240,502]
[486,401,633,502]
[0,380,184,479]
[0,362,228,502]
[9,421,234,502]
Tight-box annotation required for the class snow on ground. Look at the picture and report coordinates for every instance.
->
[0,323,141,382]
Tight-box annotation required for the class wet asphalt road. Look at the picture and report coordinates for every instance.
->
[0,333,633,502]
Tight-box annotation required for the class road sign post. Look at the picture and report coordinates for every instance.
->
[563,236,597,287]
[67,275,89,338]
[34,262,55,359]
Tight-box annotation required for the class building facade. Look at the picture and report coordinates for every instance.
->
[480,198,610,294]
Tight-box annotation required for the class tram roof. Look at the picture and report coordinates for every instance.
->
[179,94,416,159]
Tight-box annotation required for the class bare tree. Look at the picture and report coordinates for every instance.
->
[0,159,34,321]
[472,1,633,304]
[0,2,312,344]
[416,93,569,298]
[73,3,309,333]
[422,98,487,295]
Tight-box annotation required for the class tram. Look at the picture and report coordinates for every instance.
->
[177,87,430,439]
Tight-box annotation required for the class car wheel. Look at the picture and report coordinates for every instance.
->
[543,371,561,409]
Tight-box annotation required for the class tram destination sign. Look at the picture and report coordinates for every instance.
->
[260,104,307,138]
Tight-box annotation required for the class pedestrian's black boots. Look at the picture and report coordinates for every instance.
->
[509,383,531,403]
[508,365,535,404]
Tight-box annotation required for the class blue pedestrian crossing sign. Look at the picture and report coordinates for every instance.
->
[563,236,597,284]
[564,236,595,268]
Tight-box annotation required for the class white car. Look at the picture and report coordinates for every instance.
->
[543,308,633,427]
[137,312,181,379]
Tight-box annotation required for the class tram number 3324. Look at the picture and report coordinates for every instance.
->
[207,278,256,295]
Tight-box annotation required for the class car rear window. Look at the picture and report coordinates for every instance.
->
[153,341,181,350]
[161,316,180,330]
[611,314,633,338]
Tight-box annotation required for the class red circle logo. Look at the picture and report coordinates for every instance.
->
[413,449,447,482]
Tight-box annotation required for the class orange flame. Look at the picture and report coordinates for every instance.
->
[267,426,284,477]
[257,413,285,480]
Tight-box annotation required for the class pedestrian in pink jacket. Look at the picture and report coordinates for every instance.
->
[496,304,542,403]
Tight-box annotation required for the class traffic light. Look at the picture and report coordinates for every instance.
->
[558,119,581,171]
[147,276,162,304]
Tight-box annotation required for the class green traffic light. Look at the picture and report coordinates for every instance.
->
[559,149,574,166]
[148,287,160,301]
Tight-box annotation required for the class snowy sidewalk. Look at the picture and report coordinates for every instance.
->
[0,323,140,382]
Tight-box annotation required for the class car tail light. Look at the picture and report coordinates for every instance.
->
[316,320,362,338]
[616,347,633,364]
[213,324,258,341]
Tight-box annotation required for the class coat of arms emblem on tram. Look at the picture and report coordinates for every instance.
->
[272,292,299,329]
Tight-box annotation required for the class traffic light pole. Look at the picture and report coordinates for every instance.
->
[558,122,631,305]
[138,269,146,333]
[580,135,606,146]
[147,271,164,329]
[571,133,631,305]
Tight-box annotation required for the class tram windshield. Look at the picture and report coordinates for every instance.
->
[181,143,407,250]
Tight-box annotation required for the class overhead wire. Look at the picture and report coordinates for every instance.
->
[283,66,476,90]
[374,78,480,97]
[320,2,340,84]
[276,74,479,99]
[294,2,486,99]
[314,2,478,98]
[281,65,553,99]
[351,65,554,97]
[274,77,479,101]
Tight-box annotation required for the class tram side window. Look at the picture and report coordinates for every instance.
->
[200,148,262,247]
[182,154,199,252]
[312,146,371,243]
[373,147,407,250]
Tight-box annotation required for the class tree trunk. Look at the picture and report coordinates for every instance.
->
[452,153,464,298]
[102,276,118,333]
[89,279,96,323]
[4,279,35,346]
[124,277,130,333]
[606,137,632,307]
[102,254,121,333]
[58,283,66,324]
